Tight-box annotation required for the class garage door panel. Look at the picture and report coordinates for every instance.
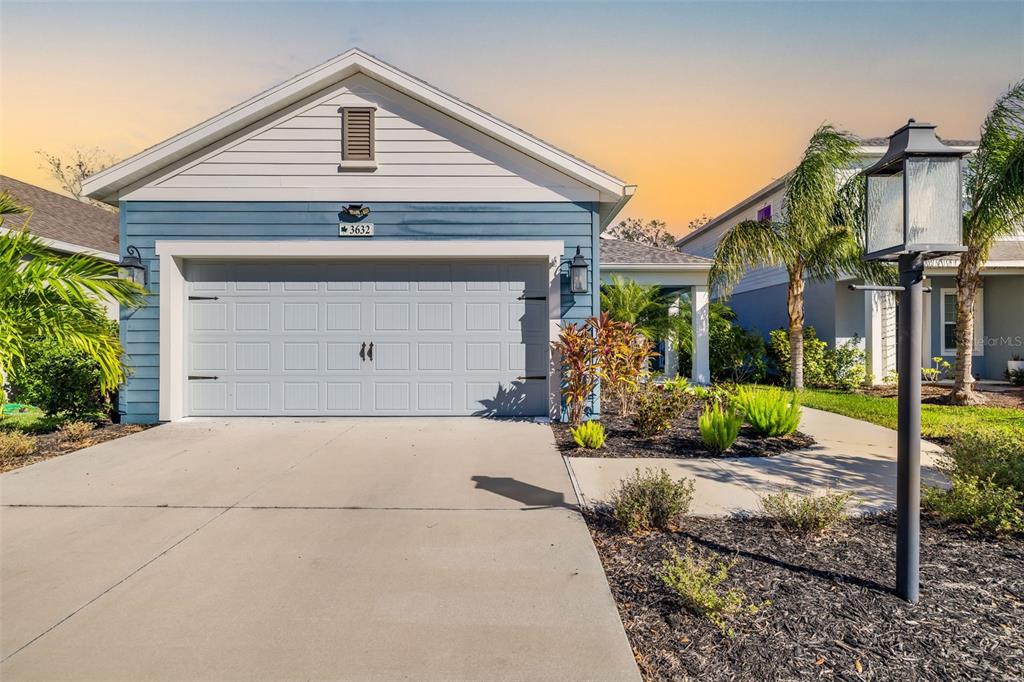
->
[186,259,548,417]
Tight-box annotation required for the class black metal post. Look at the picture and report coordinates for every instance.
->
[896,252,924,603]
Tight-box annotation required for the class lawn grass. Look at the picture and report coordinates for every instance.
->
[796,388,1024,440]
[0,406,65,434]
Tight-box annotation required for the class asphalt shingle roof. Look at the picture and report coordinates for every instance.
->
[601,238,711,266]
[0,175,118,254]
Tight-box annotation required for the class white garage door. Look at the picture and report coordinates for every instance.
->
[185,260,550,417]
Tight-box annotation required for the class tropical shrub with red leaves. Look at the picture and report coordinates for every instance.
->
[554,321,599,425]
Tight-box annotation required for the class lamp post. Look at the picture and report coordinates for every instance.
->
[859,120,968,603]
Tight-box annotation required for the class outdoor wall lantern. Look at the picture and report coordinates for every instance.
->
[855,120,968,604]
[117,245,147,287]
[569,246,589,294]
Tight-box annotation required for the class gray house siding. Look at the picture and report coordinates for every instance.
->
[726,279,838,343]
[929,273,1024,380]
[119,200,599,423]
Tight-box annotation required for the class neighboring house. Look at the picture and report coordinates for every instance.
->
[675,137,1024,383]
[600,238,712,382]
[0,175,120,319]
[82,49,636,423]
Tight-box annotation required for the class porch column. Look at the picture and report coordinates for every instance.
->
[691,285,710,384]
[665,294,681,377]
[865,290,885,385]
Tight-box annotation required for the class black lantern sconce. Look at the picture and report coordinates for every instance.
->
[118,245,147,287]
[568,246,589,294]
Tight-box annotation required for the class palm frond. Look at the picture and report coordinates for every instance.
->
[709,219,792,296]
[966,79,1024,249]
[786,124,860,248]
[599,274,672,338]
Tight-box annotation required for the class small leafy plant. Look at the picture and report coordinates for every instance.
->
[632,383,692,438]
[571,420,606,449]
[1008,368,1024,387]
[759,490,852,533]
[736,387,801,437]
[658,544,766,636]
[57,420,95,443]
[698,402,743,451]
[611,467,694,532]
[0,431,37,460]
[554,322,599,425]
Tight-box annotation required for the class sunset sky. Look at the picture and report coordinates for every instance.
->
[2,0,1022,234]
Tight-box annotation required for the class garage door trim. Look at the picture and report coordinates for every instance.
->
[155,240,564,421]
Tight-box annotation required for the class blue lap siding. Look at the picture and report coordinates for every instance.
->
[119,200,600,423]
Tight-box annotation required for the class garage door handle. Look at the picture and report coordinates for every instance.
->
[368,342,374,361]
[188,375,219,380]
[360,342,366,361]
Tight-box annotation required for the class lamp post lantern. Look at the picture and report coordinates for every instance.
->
[860,120,968,603]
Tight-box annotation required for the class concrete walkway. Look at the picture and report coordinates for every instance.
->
[567,407,947,516]
[1,418,639,682]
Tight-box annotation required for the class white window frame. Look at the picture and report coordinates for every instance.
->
[940,287,984,356]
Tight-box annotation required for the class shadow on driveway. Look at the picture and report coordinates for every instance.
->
[470,475,578,511]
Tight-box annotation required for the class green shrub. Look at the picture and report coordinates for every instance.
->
[611,467,695,532]
[923,476,1024,534]
[632,383,692,438]
[759,490,852,533]
[571,420,606,449]
[922,429,1024,534]
[769,327,865,389]
[7,337,112,418]
[824,338,866,390]
[1008,368,1024,387]
[658,544,766,636]
[57,420,95,443]
[736,387,801,437]
[662,375,689,394]
[698,402,743,451]
[0,431,37,460]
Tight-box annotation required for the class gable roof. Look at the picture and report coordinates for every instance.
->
[601,238,711,267]
[82,48,633,208]
[1,175,118,259]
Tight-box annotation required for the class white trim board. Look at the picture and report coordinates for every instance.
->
[155,239,564,421]
[939,287,984,356]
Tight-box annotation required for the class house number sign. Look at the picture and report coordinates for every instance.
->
[338,223,375,237]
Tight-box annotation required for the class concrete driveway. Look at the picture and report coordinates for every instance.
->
[0,419,639,681]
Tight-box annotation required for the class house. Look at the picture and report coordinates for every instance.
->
[0,175,120,318]
[82,49,708,423]
[600,238,712,382]
[676,137,1024,383]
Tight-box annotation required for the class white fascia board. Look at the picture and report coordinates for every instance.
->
[0,228,117,262]
[84,49,629,204]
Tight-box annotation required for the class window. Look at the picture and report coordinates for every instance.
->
[341,107,375,162]
[756,204,772,222]
[940,288,984,355]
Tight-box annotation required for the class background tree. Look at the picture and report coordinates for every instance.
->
[0,193,144,398]
[36,147,116,210]
[605,217,676,248]
[686,213,712,234]
[950,80,1024,405]
[710,124,877,388]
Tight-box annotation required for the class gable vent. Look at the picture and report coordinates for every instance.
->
[342,107,375,161]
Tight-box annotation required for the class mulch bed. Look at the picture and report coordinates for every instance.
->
[588,511,1023,681]
[861,383,1024,410]
[553,403,814,459]
[0,423,151,473]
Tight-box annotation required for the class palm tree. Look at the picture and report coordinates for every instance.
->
[950,80,1024,405]
[599,274,672,339]
[0,192,145,396]
[710,124,877,388]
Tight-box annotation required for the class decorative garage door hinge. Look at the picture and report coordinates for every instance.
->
[188,375,219,380]
[517,295,545,301]
[516,375,547,381]
[188,296,219,301]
